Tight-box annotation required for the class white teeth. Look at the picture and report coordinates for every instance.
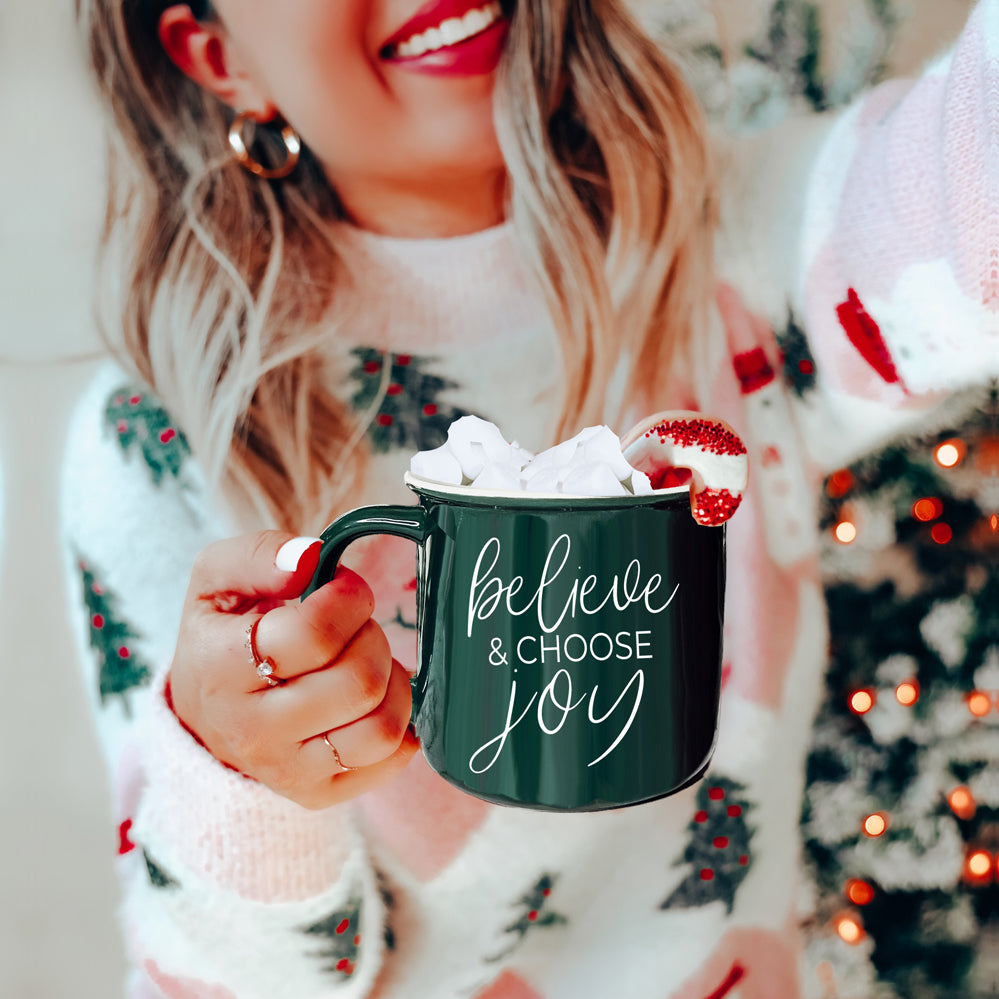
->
[393,2,504,59]
[438,17,466,44]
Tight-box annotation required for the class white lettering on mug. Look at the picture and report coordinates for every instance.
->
[467,535,679,638]
[468,666,646,773]
[465,534,677,774]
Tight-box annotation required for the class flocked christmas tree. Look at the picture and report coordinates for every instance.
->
[801,386,998,999]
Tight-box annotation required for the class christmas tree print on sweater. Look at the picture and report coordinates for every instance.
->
[105,385,191,486]
[661,778,754,915]
[487,874,568,962]
[775,308,818,398]
[78,556,151,716]
[350,348,478,454]
[301,892,370,980]
[143,849,180,891]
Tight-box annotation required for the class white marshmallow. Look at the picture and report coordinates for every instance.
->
[410,444,463,485]
[581,426,637,481]
[472,463,523,492]
[447,415,515,479]
[523,466,563,494]
[561,463,630,497]
[629,470,654,496]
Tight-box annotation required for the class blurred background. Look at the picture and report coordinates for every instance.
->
[0,0,980,996]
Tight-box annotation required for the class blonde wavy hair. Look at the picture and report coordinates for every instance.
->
[81,0,718,536]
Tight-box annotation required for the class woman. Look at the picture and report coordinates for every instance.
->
[66,0,997,995]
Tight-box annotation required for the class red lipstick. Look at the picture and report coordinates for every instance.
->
[380,0,510,77]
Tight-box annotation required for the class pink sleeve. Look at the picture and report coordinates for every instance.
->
[800,0,998,406]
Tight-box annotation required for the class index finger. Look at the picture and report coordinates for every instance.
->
[252,567,376,680]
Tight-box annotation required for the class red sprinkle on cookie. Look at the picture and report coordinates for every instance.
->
[645,419,747,458]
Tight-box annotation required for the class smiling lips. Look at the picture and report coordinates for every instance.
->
[380,0,509,74]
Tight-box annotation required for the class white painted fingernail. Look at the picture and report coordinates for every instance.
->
[275,536,321,572]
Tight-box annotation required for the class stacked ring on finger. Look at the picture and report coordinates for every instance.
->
[245,616,283,687]
[322,732,358,773]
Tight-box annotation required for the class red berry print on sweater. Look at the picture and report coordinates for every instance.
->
[835,289,902,387]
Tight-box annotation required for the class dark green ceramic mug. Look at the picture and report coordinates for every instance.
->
[305,413,748,811]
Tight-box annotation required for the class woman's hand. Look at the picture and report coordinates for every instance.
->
[169,531,419,809]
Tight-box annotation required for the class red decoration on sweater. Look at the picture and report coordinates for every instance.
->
[704,963,746,999]
[836,289,901,386]
[733,348,776,395]
[118,818,136,855]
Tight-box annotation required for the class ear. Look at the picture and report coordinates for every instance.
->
[158,5,277,121]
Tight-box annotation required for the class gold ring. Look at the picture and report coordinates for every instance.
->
[245,617,283,687]
[322,732,357,772]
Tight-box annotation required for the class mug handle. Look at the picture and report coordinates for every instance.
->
[301,504,431,600]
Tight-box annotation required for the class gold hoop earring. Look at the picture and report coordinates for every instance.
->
[228,111,302,180]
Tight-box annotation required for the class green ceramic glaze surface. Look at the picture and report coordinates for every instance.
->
[305,480,726,811]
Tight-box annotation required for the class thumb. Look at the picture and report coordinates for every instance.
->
[189,531,322,612]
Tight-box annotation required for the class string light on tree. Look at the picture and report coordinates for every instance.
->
[834,519,858,545]
[845,879,875,906]
[947,787,977,821]
[834,913,866,945]
[964,850,994,885]
[933,439,966,468]
[849,689,875,715]
[862,813,888,838]
[895,681,919,706]
[967,691,992,718]
[826,469,855,498]
[930,523,953,545]
[912,497,944,522]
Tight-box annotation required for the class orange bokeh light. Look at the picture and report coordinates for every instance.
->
[845,879,875,906]
[991,514,998,532]
[931,523,953,545]
[948,787,977,821]
[966,851,993,880]
[835,521,858,544]
[863,813,888,837]
[850,690,875,715]
[934,440,966,468]
[912,498,943,522]
[895,682,919,706]
[835,914,865,945]
[968,692,992,718]
[826,469,855,498]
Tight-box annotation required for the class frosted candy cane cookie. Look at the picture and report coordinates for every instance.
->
[621,412,749,526]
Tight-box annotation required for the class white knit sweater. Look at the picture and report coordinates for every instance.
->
[62,5,997,996]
